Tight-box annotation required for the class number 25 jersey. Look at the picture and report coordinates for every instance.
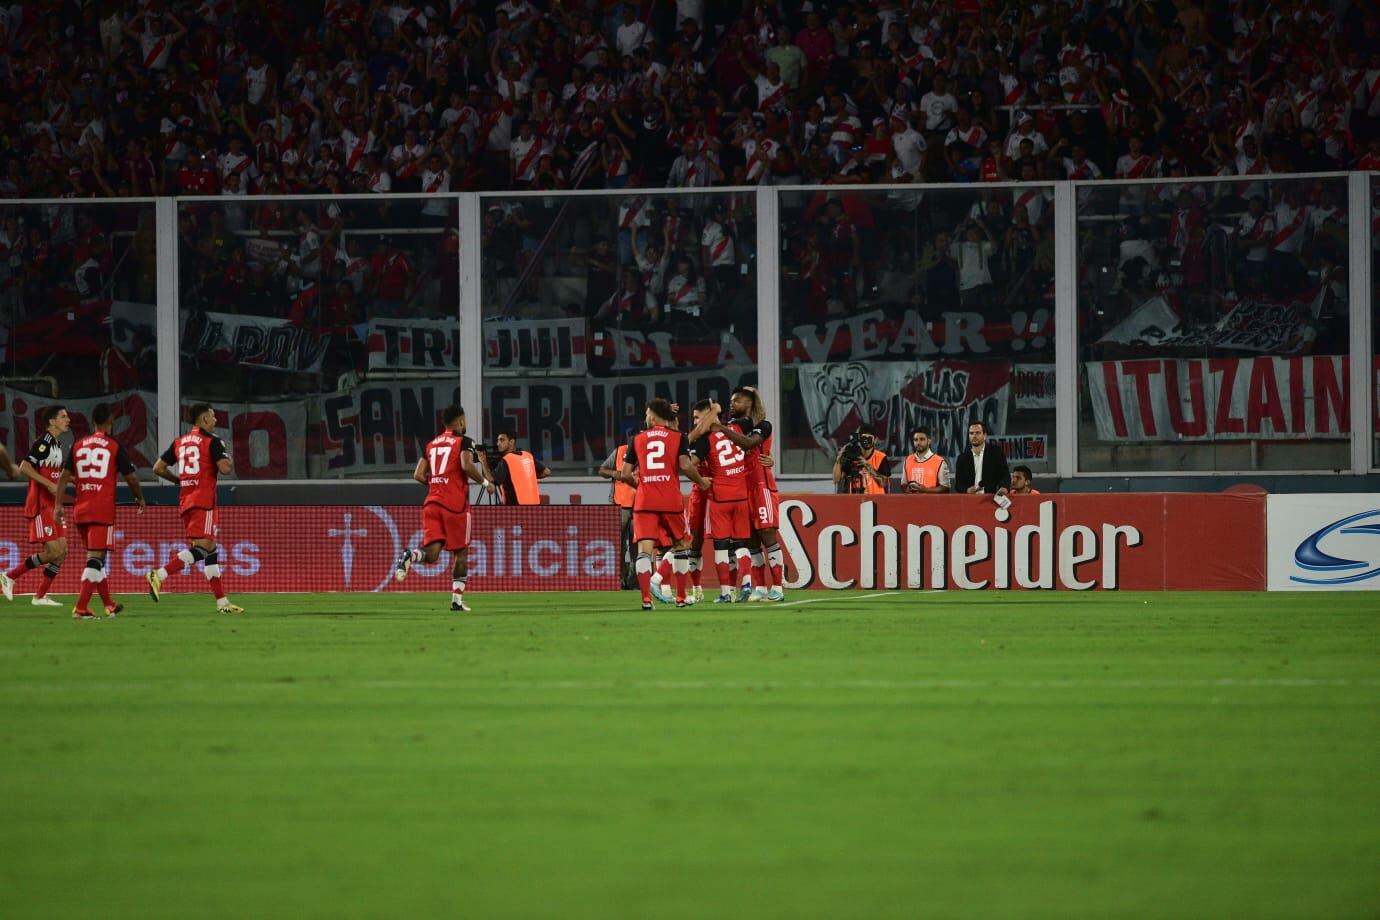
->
[160,428,227,513]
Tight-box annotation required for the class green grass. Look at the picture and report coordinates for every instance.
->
[1,590,1377,919]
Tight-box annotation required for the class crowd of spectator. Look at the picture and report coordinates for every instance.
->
[5,0,1380,203]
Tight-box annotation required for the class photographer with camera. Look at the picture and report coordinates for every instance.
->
[486,431,552,505]
[832,424,891,495]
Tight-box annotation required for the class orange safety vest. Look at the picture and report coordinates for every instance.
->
[862,450,888,495]
[903,452,946,490]
[612,444,635,508]
[500,450,541,505]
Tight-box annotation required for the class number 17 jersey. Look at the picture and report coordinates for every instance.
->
[424,430,477,513]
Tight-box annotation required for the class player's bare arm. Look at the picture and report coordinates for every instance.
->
[679,454,710,490]
[124,471,148,512]
[152,457,179,485]
[461,448,491,488]
[0,444,19,479]
[215,456,232,475]
[413,456,429,484]
[710,421,764,452]
[19,460,60,497]
[53,469,73,522]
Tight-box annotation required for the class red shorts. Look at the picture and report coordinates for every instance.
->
[632,509,686,547]
[708,500,751,541]
[181,508,218,541]
[422,504,472,551]
[27,509,65,544]
[78,523,115,552]
[686,488,708,535]
[750,485,780,530]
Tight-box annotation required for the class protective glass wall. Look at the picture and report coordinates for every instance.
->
[1077,176,1350,472]
[480,189,758,475]
[778,186,1057,489]
[176,196,458,478]
[0,201,159,476]
[1373,175,1380,469]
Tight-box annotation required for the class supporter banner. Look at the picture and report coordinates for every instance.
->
[782,304,1052,361]
[797,360,1010,460]
[1013,363,1056,409]
[779,493,1265,591]
[1086,356,1350,441]
[989,434,1047,464]
[190,311,327,373]
[1267,494,1380,591]
[367,317,590,373]
[0,505,620,596]
[110,300,159,351]
[0,388,307,479]
[1096,293,1320,354]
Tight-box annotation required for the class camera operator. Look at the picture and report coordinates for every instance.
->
[832,424,891,495]
[902,427,951,494]
[487,430,552,505]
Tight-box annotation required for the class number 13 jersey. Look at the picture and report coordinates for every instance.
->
[65,431,136,524]
[161,428,227,513]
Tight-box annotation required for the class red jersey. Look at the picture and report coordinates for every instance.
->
[692,418,752,503]
[64,431,136,525]
[743,418,778,491]
[626,426,691,512]
[22,432,64,518]
[160,428,228,512]
[423,430,477,513]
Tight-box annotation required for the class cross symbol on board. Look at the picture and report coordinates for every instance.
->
[327,512,369,588]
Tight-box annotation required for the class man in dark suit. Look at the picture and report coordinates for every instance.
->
[954,421,1011,495]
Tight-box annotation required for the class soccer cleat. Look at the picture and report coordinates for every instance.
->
[692,586,704,603]
[72,608,98,621]
[713,594,734,604]
[766,588,785,602]
[450,600,471,612]
[749,587,770,602]
[31,596,61,607]
[217,602,245,614]
[736,584,754,603]
[145,570,163,602]
[394,551,413,583]
[105,603,125,617]
[675,600,687,608]
[652,582,674,604]
[0,572,12,601]
[681,593,697,606]
[640,600,654,611]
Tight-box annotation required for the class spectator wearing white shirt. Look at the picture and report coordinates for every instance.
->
[919,74,959,134]
[615,7,650,57]
[949,218,996,309]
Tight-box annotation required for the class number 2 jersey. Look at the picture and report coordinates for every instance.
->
[626,425,691,512]
[424,430,478,513]
[22,432,64,519]
[64,431,136,524]
[160,427,227,513]
[691,418,752,503]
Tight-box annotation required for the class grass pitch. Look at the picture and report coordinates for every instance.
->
[1,590,1377,919]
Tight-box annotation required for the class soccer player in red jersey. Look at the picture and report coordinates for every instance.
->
[53,404,147,619]
[1,406,71,605]
[621,398,711,609]
[710,386,787,601]
[690,399,757,603]
[146,404,243,613]
[651,405,712,604]
[393,404,492,611]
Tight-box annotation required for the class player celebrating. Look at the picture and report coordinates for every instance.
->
[651,403,711,604]
[146,404,242,613]
[53,404,147,619]
[621,398,711,610]
[690,400,756,604]
[710,386,786,601]
[393,404,492,611]
[1,406,71,605]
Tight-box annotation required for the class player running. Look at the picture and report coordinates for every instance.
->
[621,398,711,610]
[1,406,71,605]
[53,404,147,619]
[146,404,242,613]
[393,405,492,611]
[709,386,786,601]
[690,400,756,603]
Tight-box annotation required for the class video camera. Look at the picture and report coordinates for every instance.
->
[838,430,877,494]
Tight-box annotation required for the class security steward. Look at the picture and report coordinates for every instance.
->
[902,426,952,494]
[490,430,552,505]
[599,439,638,587]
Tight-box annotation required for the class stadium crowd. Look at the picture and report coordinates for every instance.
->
[1,0,1379,201]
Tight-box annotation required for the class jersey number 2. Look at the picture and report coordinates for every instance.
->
[644,440,666,470]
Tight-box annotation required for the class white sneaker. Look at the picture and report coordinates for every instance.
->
[753,587,770,601]
[0,573,12,601]
[31,596,62,607]
[766,588,785,602]
[692,586,704,603]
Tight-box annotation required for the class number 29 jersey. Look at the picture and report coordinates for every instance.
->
[424,430,478,513]
[626,426,691,512]
[64,431,137,524]
[160,428,227,513]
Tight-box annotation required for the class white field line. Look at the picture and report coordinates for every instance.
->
[777,591,910,608]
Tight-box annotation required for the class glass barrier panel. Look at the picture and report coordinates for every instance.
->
[778,185,1057,494]
[177,196,458,479]
[1373,174,1380,470]
[1076,175,1350,472]
[0,200,159,481]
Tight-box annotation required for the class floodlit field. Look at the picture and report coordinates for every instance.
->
[1,590,1377,919]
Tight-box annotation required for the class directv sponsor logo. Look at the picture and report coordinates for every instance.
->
[1290,509,1380,586]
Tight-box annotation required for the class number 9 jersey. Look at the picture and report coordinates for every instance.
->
[65,431,136,525]
[161,427,228,512]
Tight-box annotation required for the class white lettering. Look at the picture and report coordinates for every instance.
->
[951,525,990,589]
[905,524,946,588]
[779,499,813,589]
[1101,524,1142,590]
[858,501,898,589]
[1014,501,1056,589]
[818,524,857,589]
[1058,525,1098,589]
